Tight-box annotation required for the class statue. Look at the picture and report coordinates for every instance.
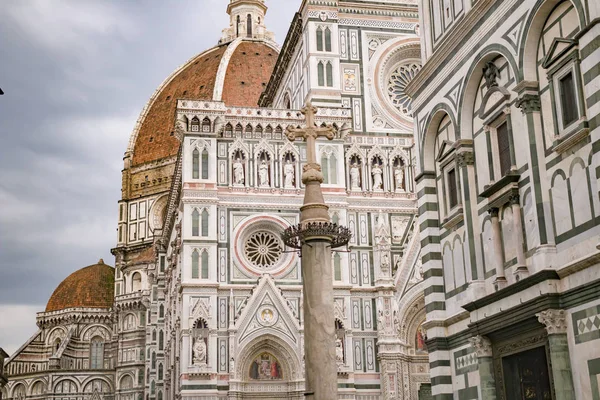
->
[284,159,295,188]
[258,160,270,187]
[193,335,207,366]
[381,252,390,274]
[483,61,500,89]
[233,158,245,185]
[350,163,361,190]
[394,167,404,192]
[335,335,344,363]
[229,357,235,374]
[372,163,383,190]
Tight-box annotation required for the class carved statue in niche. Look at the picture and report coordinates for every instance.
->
[350,162,361,190]
[284,159,295,188]
[391,216,410,244]
[415,324,427,353]
[193,334,207,366]
[372,161,383,190]
[380,252,391,274]
[233,158,245,185]
[483,61,500,89]
[258,160,270,187]
[394,166,405,192]
[335,335,344,363]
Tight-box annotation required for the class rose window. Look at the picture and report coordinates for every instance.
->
[244,231,282,269]
[387,63,422,118]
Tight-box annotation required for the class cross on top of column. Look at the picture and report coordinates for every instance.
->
[285,101,336,165]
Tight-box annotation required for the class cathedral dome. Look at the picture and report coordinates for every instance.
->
[129,40,279,166]
[45,260,115,312]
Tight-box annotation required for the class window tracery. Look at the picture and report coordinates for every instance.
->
[387,63,421,119]
[244,231,282,269]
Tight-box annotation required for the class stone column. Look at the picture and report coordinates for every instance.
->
[510,193,529,281]
[537,309,575,400]
[489,208,507,290]
[469,335,496,400]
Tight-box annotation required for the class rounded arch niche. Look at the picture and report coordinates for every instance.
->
[232,215,297,278]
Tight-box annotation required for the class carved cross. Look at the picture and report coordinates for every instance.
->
[285,102,336,165]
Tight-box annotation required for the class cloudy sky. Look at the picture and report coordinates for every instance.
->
[0,0,301,355]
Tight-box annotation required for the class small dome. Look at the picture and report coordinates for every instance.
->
[45,260,114,312]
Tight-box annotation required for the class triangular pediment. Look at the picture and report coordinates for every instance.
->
[435,140,454,162]
[236,275,300,347]
[542,38,576,69]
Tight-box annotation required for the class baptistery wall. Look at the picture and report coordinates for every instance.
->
[3,1,431,400]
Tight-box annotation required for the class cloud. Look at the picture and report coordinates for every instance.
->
[1,0,138,54]
[0,305,42,356]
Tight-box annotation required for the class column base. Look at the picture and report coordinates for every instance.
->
[513,266,529,282]
[494,277,508,291]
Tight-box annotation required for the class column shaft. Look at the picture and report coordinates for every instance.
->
[301,240,337,399]
[478,356,497,400]
[548,334,575,400]
[490,208,507,289]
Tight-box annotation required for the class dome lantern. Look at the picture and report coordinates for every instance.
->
[221,0,274,44]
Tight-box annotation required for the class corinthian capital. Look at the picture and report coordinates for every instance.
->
[537,309,568,335]
[469,335,493,358]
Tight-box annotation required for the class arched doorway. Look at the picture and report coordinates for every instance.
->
[230,335,303,400]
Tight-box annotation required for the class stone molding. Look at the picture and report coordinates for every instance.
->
[537,309,568,335]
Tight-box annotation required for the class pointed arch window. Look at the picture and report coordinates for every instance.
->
[192,209,200,236]
[192,250,200,279]
[334,253,342,281]
[159,304,164,318]
[321,153,330,184]
[152,353,156,370]
[201,209,209,236]
[318,62,325,86]
[316,27,324,51]
[158,331,164,350]
[158,364,163,380]
[329,153,338,183]
[202,118,211,132]
[325,28,332,51]
[193,149,200,179]
[326,62,333,87]
[190,117,200,132]
[201,251,209,279]
[90,337,104,369]
[201,149,209,179]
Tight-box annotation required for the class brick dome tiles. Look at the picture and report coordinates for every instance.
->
[131,41,278,166]
[45,260,115,313]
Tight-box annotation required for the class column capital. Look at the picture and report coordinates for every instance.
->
[509,192,520,205]
[489,207,500,218]
[537,309,568,335]
[515,93,541,114]
[456,151,474,168]
[469,335,493,358]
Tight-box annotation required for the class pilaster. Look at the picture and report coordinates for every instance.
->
[537,309,575,400]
